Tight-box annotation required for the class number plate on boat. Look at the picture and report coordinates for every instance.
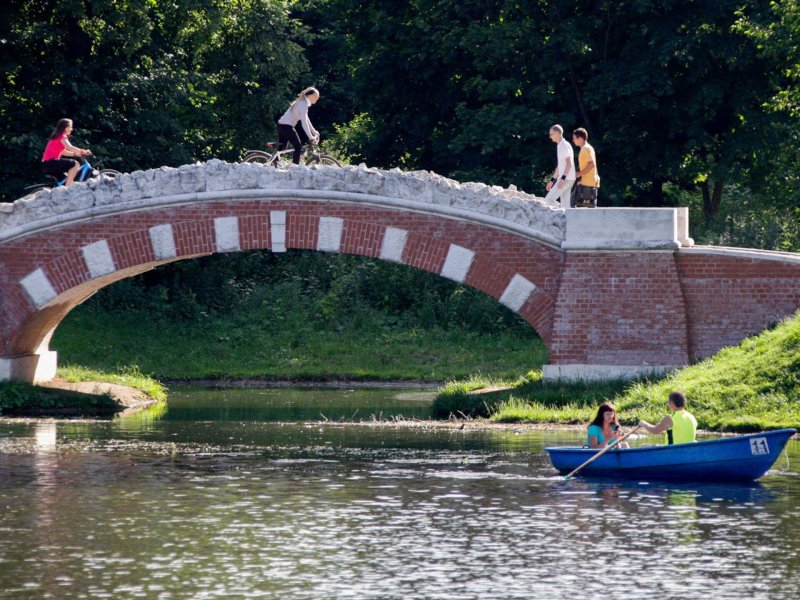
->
[750,437,770,455]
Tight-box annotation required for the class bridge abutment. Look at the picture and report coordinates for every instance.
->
[0,352,57,383]
[541,208,691,381]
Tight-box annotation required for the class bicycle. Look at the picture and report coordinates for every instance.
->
[242,141,341,168]
[25,155,121,196]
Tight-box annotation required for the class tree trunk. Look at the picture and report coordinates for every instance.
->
[702,180,724,221]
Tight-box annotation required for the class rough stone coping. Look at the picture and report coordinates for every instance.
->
[1,160,566,247]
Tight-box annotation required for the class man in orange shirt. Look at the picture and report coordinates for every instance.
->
[572,128,599,207]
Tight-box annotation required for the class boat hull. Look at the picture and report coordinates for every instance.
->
[546,428,796,482]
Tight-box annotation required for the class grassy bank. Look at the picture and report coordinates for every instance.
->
[0,366,166,417]
[58,365,168,402]
[450,313,800,432]
[53,303,546,382]
[432,371,628,419]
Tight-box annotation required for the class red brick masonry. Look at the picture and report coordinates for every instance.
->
[2,200,799,375]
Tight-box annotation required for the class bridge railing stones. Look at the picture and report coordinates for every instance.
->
[1,161,567,247]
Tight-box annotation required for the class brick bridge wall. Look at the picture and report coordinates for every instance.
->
[1,161,799,382]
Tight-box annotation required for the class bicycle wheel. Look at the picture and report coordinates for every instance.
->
[243,151,274,165]
[304,153,342,167]
[99,169,121,178]
[317,155,341,167]
[23,183,51,196]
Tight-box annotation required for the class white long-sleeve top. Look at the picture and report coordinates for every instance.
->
[278,98,318,139]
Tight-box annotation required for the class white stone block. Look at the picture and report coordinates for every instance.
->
[380,227,408,263]
[271,210,287,253]
[563,208,680,250]
[440,244,475,283]
[214,216,240,253]
[317,216,344,252]
[0,358,11,381]
[82,239,116,279]
[542,363,679,382]
[149,224,177,260]
[499,274,536,312]
[20,267,57,308]
[0,351,58,383]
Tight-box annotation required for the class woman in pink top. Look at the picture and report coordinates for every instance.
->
[41,118,92,187]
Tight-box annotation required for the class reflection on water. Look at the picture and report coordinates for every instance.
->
[1,388,799,599]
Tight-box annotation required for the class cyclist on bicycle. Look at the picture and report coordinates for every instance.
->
[277,87,320,164]
[41,118,91,187]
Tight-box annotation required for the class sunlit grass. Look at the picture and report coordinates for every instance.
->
[442,312,800,432]
[58,364,167,402]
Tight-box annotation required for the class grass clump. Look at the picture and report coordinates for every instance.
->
[58,364,167,402]
[432,373,522,418]
[433,370,628,419]
[433,370,625,423]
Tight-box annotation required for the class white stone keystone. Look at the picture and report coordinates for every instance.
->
[380,227,408,263]
[441,244,475,283]
[271,210,287,253]
[149,224,177,260]
[499,274,537,312]
[20,268,57,308]
[214,216,240,253]
[82,240,116,279]
[317,217,344,252]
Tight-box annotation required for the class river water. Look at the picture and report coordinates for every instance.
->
[1,387,798,599]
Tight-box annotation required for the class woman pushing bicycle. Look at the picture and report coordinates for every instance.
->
[276,87,320,164]
[41,118,92,187]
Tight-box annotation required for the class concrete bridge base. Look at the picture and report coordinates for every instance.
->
[542,364,678,382]
[0,352,57,384]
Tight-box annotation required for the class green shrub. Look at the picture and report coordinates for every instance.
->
[0,381,118,416]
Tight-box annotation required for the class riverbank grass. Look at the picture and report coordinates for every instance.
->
[433,370,627,419]
[479,313,800,432]
[53,308,546,382]
[58,365,168,402]
[0,366,166,417]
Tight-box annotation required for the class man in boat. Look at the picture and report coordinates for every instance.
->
[638,391,697,445]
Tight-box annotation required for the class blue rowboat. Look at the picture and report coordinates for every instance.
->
[546,428,796,482]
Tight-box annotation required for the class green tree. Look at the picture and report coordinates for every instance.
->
[303,0,790,217]
[0,0,309,201]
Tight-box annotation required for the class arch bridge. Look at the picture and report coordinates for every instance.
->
[2,161,799,383]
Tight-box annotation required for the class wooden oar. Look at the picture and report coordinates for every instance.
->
[564,424,642,480]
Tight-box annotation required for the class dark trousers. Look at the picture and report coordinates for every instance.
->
[41,158,78,178]
[571,184,599,208]
[277,122,309,164]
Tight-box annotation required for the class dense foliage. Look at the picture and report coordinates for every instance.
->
[3,0,800,247]
[1,0,309,196]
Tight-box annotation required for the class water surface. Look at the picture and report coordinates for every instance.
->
[1,387,798,599]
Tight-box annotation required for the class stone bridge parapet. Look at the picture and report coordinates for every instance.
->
[1,161,566,247]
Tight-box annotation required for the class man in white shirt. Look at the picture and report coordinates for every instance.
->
[543,124,575,208]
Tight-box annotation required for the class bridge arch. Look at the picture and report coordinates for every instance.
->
[0,162,564,381]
